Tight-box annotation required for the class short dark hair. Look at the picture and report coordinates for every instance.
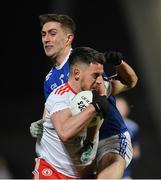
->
[39,13,76,34]
[68,47,106,68]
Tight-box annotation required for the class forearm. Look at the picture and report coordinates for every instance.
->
[104,51,138,95]
[66,105,96,135]
[110,61,138,95]
[116,61,138,88]
[52,105,97,142]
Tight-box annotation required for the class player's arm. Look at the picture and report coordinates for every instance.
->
[51,105,96,142]
[111,60,138,95]
[105,51,138,95]
[51,91,108,142]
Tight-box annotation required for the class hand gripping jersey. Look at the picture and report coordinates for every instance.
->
[36,83,99,178]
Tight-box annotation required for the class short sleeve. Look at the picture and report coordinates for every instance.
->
[45,92,69,117]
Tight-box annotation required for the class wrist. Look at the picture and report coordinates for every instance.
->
[115,60,123,66]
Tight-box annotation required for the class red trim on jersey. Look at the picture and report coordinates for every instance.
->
[54,83,77,95]
[66,83,77,95]
[54,84,68,95]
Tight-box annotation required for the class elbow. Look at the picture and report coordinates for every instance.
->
[130,73,138,88]
[58,132,72,142]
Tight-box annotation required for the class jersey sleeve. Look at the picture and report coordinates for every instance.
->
[45,92,69,117]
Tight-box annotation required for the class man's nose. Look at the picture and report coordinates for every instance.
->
[43,34,51,42]
[96,76,103,84]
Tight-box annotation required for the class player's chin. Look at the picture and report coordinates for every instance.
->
[46,52,53,58]
[44,49,54,57]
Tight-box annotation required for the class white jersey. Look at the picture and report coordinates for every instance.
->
[36,83,99,178]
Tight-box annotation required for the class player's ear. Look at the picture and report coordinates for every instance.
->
[66,33,74,44]
[73,67,80,81]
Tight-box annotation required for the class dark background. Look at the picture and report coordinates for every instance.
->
[1,0,161,178]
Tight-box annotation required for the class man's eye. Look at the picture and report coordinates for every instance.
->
[93,75,98,79]
[51,33,56,36]
[41,33,46,37]
[50,31,57,36]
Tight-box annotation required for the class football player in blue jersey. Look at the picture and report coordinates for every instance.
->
[30,13,138,179]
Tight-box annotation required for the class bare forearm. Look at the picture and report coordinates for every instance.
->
[116,61,138,88]
[52,105,97,142]
[66,106,96,137]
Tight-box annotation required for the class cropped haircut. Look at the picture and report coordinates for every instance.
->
[68,47,106,70]
[39,13,76,34]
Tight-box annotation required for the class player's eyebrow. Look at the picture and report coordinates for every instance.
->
[41,29,57,34]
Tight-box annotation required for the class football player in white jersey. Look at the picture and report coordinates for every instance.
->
[30,14,138,179]
[33,47,108,179]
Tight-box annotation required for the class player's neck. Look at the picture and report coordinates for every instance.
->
[54,46,71,66]
[68,79,81,94]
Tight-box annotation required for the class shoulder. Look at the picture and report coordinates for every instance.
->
[45,84,73,113]
[46,83,75,109]
[47,84,69,101]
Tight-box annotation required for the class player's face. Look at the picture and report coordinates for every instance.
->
[93,75,106,95]
[41,21,72,59]
[80,62,104,91]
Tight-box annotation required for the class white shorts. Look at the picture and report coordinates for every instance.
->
[97,131,133,168]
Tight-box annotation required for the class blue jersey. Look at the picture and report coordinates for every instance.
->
[99,96,127,140]
[44,59,69,99]
[44,60,127,139]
